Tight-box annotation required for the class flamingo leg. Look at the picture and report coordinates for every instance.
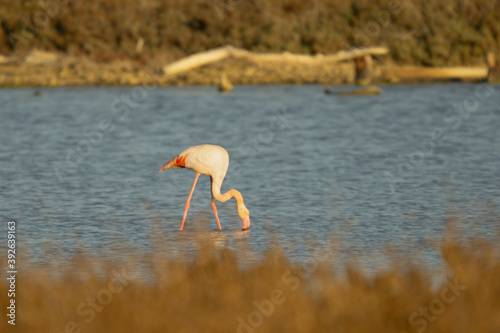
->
[180,173,200,231]
[210,176,222,230]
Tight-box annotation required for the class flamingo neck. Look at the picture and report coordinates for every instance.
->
[215,188,244,205]
[211,178,244,205]
[212,176,249,227]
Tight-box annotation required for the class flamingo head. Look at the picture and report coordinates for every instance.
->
[238,204,250,230]
[159,155,188,173]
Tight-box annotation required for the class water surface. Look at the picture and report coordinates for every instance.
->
[1,84,499,271]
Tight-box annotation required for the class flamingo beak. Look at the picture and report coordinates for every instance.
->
[158,163,168,173]
[242,215,250,230]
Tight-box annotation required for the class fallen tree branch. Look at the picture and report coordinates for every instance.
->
[163,45,389,76]
[385,67,488,80]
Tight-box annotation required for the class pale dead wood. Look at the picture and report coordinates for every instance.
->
[385,67,488,80]
[163,45,389,76]
[355,55,373,85]
[486,52,498,82]
[338,86,382,96]
[218,73,233,92]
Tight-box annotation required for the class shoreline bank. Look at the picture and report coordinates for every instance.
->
[1,54,498,88]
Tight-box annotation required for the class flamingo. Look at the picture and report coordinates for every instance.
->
[159,144,250,231]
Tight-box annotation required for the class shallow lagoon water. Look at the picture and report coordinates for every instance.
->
[1,84,499,271]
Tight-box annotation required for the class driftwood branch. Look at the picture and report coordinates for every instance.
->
[385,67,488,81]
[163,46,233,76]
[163,45,389,76]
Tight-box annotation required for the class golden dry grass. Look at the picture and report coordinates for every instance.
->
[1,220,500,333]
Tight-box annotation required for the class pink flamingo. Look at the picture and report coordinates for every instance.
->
[159,144,250,231]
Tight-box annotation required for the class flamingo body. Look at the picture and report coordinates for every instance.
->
[159,144,250,231]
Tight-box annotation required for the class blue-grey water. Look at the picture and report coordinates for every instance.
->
[1,84,499,272]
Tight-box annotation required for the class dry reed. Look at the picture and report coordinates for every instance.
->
[1,216,500,333]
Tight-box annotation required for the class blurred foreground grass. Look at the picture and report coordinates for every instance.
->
[1,217,500,333]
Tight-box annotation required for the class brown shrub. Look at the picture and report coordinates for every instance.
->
[0,0,498,66]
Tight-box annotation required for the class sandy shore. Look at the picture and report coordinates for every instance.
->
[0,52,497,87]
[0,55,357,87]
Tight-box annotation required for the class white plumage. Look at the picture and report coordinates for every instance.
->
[159,144,250,231]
